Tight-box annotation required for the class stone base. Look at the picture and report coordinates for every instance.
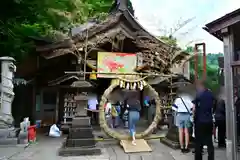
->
[69,127,94,139]
[0,138,18,145]
[161,125,194,149]
[161,125,180,149]
[72,117,91,126]
[58,146,101,156]
[161,137,180,149]
[0,128,19,145]
[0,128,19,139]
[61,124,70,134]
[66,138,96,147]
[59,116,100,157]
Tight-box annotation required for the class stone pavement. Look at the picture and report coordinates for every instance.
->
[0,144,28,160]
[5,135,231,160]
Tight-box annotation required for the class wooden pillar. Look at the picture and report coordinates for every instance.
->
[202,43,207,80]
[194,43,207,80]
[55,89,60,123]
[222,27,238,160]
[194,45,198,81]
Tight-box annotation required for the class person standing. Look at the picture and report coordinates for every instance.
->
[235,94,240,144]
[105,100,113,128]
[87,93,98,124]
[172,92,193,153]
[214,98,226,148]
[125,90,141,146]
[192,80,215,160]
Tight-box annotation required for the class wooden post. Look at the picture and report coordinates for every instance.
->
[194,43,207,81]
[55,89,59,123]
[222,27,238,160]
[202,43,207,80]
[194,45,198,81]
[119,0,128,11]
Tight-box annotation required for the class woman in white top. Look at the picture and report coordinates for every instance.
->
[172,93,193,153]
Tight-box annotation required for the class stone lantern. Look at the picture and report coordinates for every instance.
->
[0,57,18,145]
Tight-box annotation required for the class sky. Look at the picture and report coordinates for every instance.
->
[131,0,240,53]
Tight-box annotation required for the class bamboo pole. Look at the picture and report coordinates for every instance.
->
[65,71,174,77]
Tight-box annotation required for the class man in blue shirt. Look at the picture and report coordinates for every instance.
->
[192,80,215,160]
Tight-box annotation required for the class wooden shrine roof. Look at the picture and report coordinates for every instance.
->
[33,9,189,73]
[203,8,240,41]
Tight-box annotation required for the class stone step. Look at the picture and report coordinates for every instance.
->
[59,146,101,156]
[66,138,96,147]
[0,128,19,138]
[0,138,18,145]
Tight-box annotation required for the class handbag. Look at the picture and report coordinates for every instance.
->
[179,97,193,122]
[179,97,191,114]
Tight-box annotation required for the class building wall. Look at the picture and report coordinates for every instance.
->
[171,61,190,80]
[33,87,58,125]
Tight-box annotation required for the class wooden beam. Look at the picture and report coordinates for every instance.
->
[208,15,240,33]
[119,0,128,11]
[222,27,238,160]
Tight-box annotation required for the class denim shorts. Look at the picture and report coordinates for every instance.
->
[128,111,140,136]
[176,113,191,129]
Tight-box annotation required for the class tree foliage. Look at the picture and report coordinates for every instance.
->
[186,46,223,92]
[0,0,120,62]
[158,36,178,48]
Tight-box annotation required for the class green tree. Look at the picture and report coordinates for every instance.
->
[186,46,222,92]
[158,36,178,48]
[0,0,118,62]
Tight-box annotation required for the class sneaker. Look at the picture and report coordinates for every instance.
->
[181,148,185,153]
[184,148,190,153]
[192,149,204,154]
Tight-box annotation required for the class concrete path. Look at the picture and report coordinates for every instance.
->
[6,135,231,160]
[0,145,28,160]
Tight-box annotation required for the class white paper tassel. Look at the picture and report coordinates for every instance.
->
[139,81,143,90]
[133,83,136,90]
[126,83,130,89]
[120,80,124,88]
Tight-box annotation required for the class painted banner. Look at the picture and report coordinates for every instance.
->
[97,52,137,78]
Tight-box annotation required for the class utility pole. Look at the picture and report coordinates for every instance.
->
[222,27,238,160]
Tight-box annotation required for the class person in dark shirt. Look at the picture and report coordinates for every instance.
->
[235,95,240,144]
[214,98,226,148]
[192,80,215,160]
